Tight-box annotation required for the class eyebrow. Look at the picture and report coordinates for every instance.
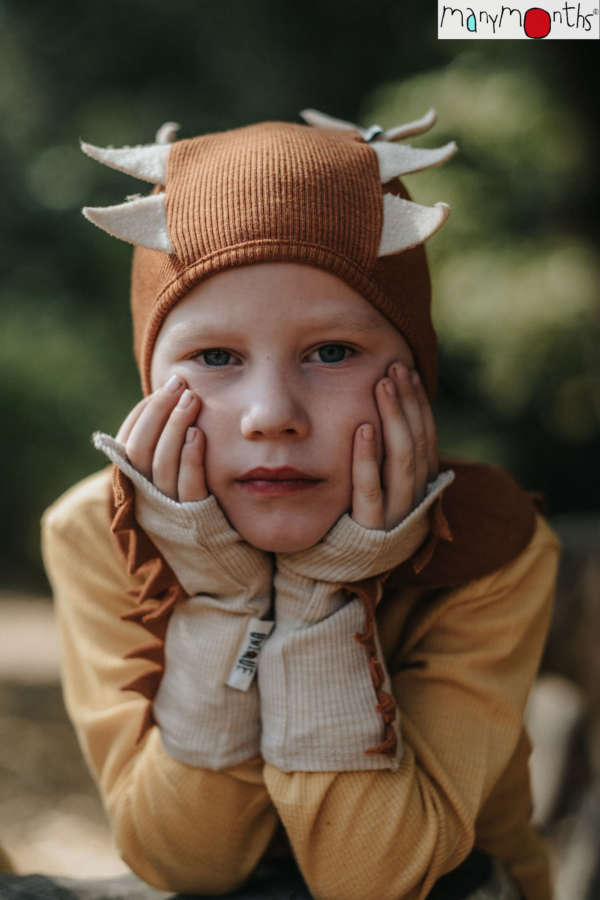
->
[299,314,384,334]
[174,314,383,339]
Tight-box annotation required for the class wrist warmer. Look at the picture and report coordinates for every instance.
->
[92,431,274,769]
[258,470,454,772]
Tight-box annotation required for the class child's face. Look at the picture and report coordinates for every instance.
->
[150,262,415,552]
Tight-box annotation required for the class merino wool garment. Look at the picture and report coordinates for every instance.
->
[99,452,548,754]
[41,465,561,899]
[69,110,561,898]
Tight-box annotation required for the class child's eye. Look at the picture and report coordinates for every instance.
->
[308,344,355,364]
[192,344,355,367]
[194,349,236,367]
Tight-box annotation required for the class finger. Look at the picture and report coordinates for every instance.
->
[125,376,186,479]
[178,427,208,502]
[350,423,384,530]
[152,389,201,499]
[391,364,429,506]
[115,396,152,445]
[376,377,416,529]
[411,373,439,482]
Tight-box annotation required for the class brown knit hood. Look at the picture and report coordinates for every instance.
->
[80,108,456,403]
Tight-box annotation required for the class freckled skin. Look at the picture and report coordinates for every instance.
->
[150,261,415,553]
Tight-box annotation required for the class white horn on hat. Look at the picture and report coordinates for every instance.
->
[372,140,458,184]
[378,195,450,257]
[82,193,173,253]
[79,140,171,185]
[299,107,440,143]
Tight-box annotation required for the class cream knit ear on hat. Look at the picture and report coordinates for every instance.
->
[379,196,450,256]
[298,106,439,141]
[79,140,171,183]
[79,119,179,252]
[299,106,458,183]
[82,193,173,253]
[371,140,457,183]
[79,110,457,258]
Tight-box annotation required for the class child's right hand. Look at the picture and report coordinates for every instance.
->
[115,375,206,503]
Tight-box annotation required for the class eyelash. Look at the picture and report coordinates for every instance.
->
[191,343,357,367]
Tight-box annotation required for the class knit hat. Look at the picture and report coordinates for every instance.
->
[80,108,457,402]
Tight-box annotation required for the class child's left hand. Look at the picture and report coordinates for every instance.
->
[351,361,439,532]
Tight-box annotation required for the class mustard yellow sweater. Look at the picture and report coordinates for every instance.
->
[41,466,561,900]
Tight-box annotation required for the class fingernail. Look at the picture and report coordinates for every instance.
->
[177,389,194,409]
[185,427,197,443]
[384,379,396,396]
[411,371,420,385]
[165,374,183,393]
[361,424,374,441]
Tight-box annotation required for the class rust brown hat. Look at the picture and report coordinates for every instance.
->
[80,108,457,402]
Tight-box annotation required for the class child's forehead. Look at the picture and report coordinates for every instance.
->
[163,261,393,332]
[154,261,415,365]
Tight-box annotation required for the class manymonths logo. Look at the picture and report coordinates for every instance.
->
[438,1,600,37]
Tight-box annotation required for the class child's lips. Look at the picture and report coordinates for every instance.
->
[236,479,322,496]
[237,466,322,482]
[236,466,324,495]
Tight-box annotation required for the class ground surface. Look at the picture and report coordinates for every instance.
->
[0,596,128,879]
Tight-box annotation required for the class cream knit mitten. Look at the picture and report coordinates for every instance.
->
[92,431,274,770]
[258,470,455,773]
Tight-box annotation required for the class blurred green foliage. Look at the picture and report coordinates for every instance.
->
[364,52,600,470]
[0,2,597,590]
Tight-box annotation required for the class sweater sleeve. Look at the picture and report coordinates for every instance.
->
[261,512,560,900]
[40,473,279,895]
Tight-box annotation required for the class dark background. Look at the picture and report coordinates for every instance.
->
[1,1,598,591]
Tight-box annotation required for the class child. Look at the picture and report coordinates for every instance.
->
[40,108,561,900]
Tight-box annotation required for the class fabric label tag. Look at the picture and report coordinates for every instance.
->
[226,618,275,691]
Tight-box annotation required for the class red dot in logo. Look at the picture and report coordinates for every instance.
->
[524,7,551,38]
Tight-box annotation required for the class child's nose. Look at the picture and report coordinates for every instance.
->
[239,374,309,440]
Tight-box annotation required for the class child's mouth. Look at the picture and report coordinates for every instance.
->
[236,479,322,496]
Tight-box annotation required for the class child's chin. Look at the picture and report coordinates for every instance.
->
[239,521,334,554]
[245,533,322,554]
[224,497,350,553]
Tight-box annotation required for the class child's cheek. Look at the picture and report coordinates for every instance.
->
[189,401,221,473]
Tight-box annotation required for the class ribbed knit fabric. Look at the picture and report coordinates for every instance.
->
[92,432,271,595]
[41,466,559,899]
[128,122,439,402]
[65,110,562,899]
[93,444,542,752]
[168,125,380,267]
[92,431,274,768]
[268,469,454,582]
[93,428,453,771]
[258,471,454,772]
